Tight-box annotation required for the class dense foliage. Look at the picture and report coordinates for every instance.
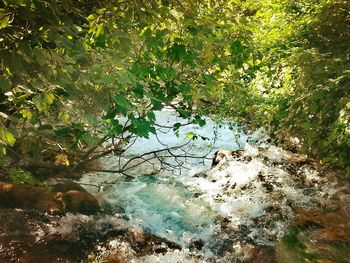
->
[0,0,349,179]
[195,0,350,175]
[250,0,349,174]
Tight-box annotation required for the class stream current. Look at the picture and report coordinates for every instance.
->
[79,110,339,262]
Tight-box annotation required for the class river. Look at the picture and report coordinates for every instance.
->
[77,110,348,262]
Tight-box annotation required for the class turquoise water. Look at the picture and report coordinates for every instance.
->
[79,111,340,261]
[110,175,215,246]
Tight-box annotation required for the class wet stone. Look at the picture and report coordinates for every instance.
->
[337,193,350,218]
[188,239,205,250]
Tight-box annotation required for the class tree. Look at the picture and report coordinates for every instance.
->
[196,0,350,175]
[1,0,349,181]
[0,0,244,179]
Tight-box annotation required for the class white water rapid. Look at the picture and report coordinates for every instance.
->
[79,109,338,262]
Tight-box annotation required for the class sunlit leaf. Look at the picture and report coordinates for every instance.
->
[1,146,6,155]
[20,109,32,120]
[44,92,55,105]
[0,127,16,146]
[185,132,196,139]
[0,14,10,29]
[55,154,70,167]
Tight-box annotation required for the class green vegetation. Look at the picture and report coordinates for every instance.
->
[282,226,306,250]
[8,167,46,187]
[0,0,349,178]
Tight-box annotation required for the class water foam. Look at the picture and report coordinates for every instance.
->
[80,110,337,261]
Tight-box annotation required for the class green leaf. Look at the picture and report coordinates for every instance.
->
[58,112,70,122]
[173,122,181,131]
[0,127,16,146]
[177,107,190,118]
[199,119,206,127]
[151,98,163,111]
[197,119,206,127]
[109,119,123,135]
[33,95,50,116]
[192,115,206,127]
[185,132,196,139]
[167,43,187,62]
[130,65,151,79]
[20,109,33,120]
[1,146,6,155]
[156,65,176,80]
[44,92,55,105]
[203,75,215,88]
[33,47,47,66]
[230,40,245,55]
[134,83,144,98]
[113,95,132,116]
[103,108,118,120]
[130,117,156,138]
[147,111,156,122]
[0,76,12,92]
[0,14,10,29]
[55,127,72,137]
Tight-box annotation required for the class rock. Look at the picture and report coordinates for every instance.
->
[126,228,181,256]
[0,208,88,262]
[311,228,350,243]
[211,149,244,167]
[337,192,350,218]
[48,178,87,193]
[104,248,135,263]
[49,178,100,214]
[242,244,274,263]
[0,209,126,263]
[0,182,64,214]
[93,229,182,262]
[60,190,100,215]
[277,206,350,262]
[188,239,205,250]
[0,181,100,215]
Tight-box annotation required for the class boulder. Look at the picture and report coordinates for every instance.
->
[0,181,100,215]
[126,228,180,255]
[48,178,87,193]
[59,190,100,215]
[0,209,122,262]
[0,182,64,214]
[211,149,244,167]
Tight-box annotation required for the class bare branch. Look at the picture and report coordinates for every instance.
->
[85,138,214,178]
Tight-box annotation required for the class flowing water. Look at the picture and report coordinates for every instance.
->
[0,110,348,262]
[78,110,347,262]
[80,110,247,247]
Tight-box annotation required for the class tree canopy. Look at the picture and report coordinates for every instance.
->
[0,0,349,180]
